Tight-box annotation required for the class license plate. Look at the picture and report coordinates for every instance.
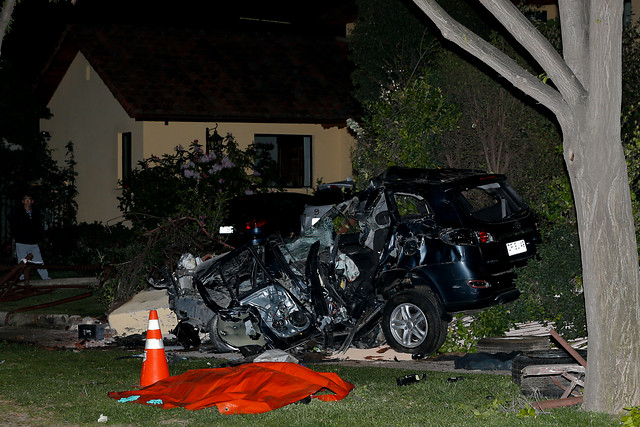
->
[507,239,527,256]
[219,225,234,234]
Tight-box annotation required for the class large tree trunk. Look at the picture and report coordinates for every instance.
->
[563,108,640,411]
[412,0,640,412]
[562,2,640,411]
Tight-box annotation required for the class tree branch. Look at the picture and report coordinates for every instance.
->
[479,0,587,105]
[0,0,17,58]
[411,0,575,121]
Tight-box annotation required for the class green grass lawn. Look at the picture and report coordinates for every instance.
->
[0,342,619,426]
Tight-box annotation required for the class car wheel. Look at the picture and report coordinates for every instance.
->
[382,289,446,355]
[207,315,238,353]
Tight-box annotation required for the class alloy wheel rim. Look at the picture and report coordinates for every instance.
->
[389,302,428,348]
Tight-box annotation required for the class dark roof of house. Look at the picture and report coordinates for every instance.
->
[36,24,360,125]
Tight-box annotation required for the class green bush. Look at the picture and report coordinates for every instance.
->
[98,134,276,308]
[118,135,274,231]
[440,306,515,354]
[350,73,459,187]
[510,224,585,339]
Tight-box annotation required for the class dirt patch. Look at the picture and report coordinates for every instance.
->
[0,400,52,426]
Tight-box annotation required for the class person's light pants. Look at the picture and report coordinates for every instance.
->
[15,242,51,280]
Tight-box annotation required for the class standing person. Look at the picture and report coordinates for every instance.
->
[9,194,51,280]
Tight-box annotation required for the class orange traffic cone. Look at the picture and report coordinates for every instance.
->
[140,310,170,387]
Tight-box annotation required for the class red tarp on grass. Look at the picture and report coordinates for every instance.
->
[108,362,354,414]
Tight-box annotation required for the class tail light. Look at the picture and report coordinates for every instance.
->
[441,229,495,245]
[246,219,267,231]
[476,231,493,243]
[247,219,268,245]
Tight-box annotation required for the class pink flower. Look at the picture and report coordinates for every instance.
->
[184,169,200,178]
[221,156,235,168]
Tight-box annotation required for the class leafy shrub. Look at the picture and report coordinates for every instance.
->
[439,314,476,353]
[622,406,640,426]
[440,306,514,353]
[510,223,585,339]
[350,73,459,187]
[623,102,640,248]
[118,135,274,231]
[99,134,276,307]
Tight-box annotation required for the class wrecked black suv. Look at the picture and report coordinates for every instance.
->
[157,167,538,355]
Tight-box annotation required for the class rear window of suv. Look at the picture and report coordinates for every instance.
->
[454,181,528,221]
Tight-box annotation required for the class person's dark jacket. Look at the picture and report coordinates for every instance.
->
[9,207,44,244]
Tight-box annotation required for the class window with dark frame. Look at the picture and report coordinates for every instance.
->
[254,134,312,188]
[122,132,132,182]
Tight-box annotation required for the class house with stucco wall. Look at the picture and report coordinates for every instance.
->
[519,0,640,22]
[36,24,359,224]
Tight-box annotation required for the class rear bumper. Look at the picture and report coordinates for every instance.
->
[441,286,520,312]
[493,288,520,305]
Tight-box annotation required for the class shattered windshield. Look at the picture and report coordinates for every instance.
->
[453,181,528,221]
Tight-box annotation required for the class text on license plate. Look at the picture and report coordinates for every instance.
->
[506,239,527,256]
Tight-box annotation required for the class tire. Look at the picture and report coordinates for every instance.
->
[382,289,447,355]
[433,317,449,353]
[207,315,238,353]
[511,349,587,386]
[173,320,201,350]
[477,336,550,354]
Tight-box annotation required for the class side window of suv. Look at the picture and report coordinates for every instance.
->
[394,193,431,220]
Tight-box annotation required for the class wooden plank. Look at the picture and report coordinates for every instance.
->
[531,396,583,410]
[550,329,587,367]
[522,364,585,377]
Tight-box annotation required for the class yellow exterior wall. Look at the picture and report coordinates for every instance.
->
[41,54,355,225]
[42,53,142,224]
[536,1,640,23]
[141,121,354,195]
[540,4,558,20]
